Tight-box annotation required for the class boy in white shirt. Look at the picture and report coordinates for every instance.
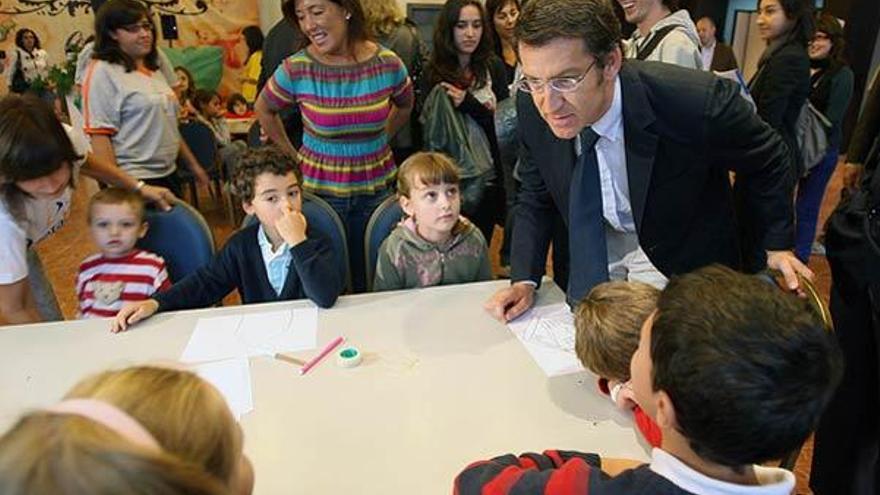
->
[455,265,842,495]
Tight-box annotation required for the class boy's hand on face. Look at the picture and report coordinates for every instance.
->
[276,206,308,247]
[111,299,159,333]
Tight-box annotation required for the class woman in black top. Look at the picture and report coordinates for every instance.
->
[423,0,510,247]
[739,0,812,271]
[793,13,853,262]
[487,0,521,86]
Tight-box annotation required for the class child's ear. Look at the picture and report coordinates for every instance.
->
[242,200,255,216]
[399,195,414,218]
[654,390,677,431]
[138,221,149,239]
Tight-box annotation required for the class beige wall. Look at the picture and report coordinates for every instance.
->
[259,0,447,31]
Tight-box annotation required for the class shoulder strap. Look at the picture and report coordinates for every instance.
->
[635,25,679,61]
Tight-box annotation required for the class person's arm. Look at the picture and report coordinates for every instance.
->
[475,231,493,281]
[454,450,613,495]
[0,279,41,325]
[656,31,702,69]
[824,67,855,129]
[386,85,414,139]
[290,233,343,308]
[707,77,811,288]
[373,237,405,292]
[255,89,299,158]
[4,48,17,85]
[80,151,175,210]
[842,69,880,188]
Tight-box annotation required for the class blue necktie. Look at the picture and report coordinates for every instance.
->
[567,127,609,306]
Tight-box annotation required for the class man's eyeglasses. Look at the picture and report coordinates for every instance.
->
[120,21,154,34]
[515,60,597,94]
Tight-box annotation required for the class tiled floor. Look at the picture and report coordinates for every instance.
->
[35,162,846,494]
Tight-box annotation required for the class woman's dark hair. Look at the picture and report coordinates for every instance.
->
[282,0,370,56]
[174,65,195,93]
[0,94,81,215]
[242,25,265,58]
[814,12,846,66]
[93,0,159,72]
[485,0,520,59]
[429,0,495,89]
[14,29,41,51]
[765,0,815,47]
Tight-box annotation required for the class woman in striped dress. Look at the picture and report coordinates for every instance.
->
[256,0,414,292]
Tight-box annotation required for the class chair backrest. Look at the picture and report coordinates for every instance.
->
[240,192,351,293]
[137,200,215,282]
[363,195,404,291]
[178,120,218,176]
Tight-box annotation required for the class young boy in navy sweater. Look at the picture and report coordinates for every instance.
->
[455,265,842,495]
[112,146,342,332]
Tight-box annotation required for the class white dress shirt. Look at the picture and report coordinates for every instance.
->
[257,225,292,296]
[700,41,716,72]
[575,76,635,233]
[650,449,796,495]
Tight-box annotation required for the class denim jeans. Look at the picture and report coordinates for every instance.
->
[319,190,391,293]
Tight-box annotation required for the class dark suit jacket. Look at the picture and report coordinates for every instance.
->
[709,42,738,72]
[511,61,794,287]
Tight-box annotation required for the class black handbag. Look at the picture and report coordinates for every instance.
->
[10,49,29,94]
[825,137,880,298]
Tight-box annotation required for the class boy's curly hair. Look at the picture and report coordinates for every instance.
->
[230,146,303,203]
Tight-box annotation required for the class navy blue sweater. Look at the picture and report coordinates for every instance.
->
[154,223,342,311]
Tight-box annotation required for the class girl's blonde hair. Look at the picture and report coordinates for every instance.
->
[64,366,242,486]
[396,152,460,198]
[361,0,405,38]
[0,412,227,495]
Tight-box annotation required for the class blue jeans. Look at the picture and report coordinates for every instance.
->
[795,146,839,262]
[319,190,390,293]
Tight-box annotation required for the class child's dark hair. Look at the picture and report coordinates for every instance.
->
[93,0,160,72]
[0,94,81,214]
[87,187,146,223]
[397,152,460,198]
[230,146,303,203]
[191,89,218,115]
[14,29,41,51]
[650,265,843,468]
[226,93,248,113]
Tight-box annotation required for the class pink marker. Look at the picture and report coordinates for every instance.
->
[300,336,344,375]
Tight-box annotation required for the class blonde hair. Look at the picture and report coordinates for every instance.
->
[396,152,460,198]
[361,0,405,38]
[0,412,227,495]
[88,186,146,223]
[64,366,242,486]
[574,281,660,382]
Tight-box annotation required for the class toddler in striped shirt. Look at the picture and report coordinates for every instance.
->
[76,188,170,319]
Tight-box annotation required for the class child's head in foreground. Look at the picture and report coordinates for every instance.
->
[232,146,303,236]
[64,365,253,493]
[574,280,659,383]
[87,187,148,258]
[396,152,462,243]
[0,400,229,495]
[629,265,843,468]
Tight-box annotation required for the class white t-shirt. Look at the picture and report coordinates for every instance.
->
[0,125,89,285]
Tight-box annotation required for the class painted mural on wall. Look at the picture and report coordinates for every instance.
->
[0,0,260,96]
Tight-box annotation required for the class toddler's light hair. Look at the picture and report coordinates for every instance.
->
[87,187,146,224]
[574,281,660,382]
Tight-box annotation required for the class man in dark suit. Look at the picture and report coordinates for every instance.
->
[485,0,811,321]
[696,16,739,72]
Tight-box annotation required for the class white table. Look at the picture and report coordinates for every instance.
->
[0,280,649,494]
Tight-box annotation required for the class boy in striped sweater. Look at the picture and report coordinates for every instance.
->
[76,188,170,319]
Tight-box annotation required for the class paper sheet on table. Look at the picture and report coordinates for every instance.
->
[180,307,319,363]
[507,303,584,376]
[193,358,253,420]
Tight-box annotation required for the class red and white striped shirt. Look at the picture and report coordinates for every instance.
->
[76,249,171,319]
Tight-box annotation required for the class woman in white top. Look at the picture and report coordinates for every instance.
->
[83,0,209,197]
[5,28,50,93]
[0,94,175,325]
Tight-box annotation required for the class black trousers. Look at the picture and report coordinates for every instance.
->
[811,283,880,495]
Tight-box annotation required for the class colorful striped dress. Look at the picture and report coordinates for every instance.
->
[262,47,413,197]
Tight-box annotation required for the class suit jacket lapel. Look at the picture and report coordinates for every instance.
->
[619,63,658,232]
